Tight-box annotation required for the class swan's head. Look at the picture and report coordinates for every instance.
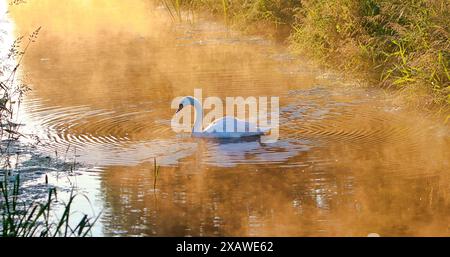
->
[176,96,196,113]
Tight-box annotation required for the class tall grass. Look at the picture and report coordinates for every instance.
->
[161,0,181,21]
[153,158,160,190]
[290,0,449,106]
[160,0,449,107]
[1,174,99,237]
[160,0,230,24]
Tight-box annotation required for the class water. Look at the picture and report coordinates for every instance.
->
[7,0,450,236]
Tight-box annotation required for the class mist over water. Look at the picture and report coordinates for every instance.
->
[7,0,450,236]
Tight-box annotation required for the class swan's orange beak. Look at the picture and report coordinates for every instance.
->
[176,103,183,113]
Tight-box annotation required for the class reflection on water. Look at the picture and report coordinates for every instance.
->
[7,0,450,236]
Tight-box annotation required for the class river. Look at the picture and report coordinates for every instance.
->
[7,0,450,236]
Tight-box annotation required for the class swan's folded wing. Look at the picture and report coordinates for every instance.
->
[203,116,269,134]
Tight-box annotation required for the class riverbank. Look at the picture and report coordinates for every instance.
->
[165,0,449,111]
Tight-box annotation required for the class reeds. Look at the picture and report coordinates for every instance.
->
[1,174,100,237]
[291,0,449,106]
[153,158,160,191]
[160,0,229,24]
[221,0,228,25]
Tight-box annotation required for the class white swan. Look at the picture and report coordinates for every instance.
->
[175,96,270,138]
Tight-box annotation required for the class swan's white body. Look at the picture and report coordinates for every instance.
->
[177,96,270,138]
[195,116,270,138]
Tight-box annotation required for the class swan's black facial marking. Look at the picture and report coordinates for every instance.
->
[176,103,183,113]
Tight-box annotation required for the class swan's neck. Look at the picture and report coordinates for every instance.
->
[192,98,203,133]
